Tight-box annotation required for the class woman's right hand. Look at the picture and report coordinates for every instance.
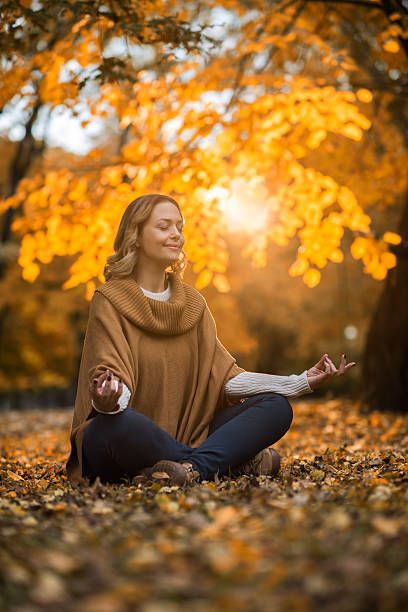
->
[90,369,123,412]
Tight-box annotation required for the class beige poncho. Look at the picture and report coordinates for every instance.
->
[66,272,245,484]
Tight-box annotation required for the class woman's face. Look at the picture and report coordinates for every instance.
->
[137,200,185,267]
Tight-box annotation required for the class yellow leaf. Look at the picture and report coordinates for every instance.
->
[371,264,387,280]
[350,237,367,260]
[303,268,321,288]
[328,249,344,264]
[7,470,24,481]
[306,130,327,149]
[22,263,40,282]
[342,124,363,142]
[289,258,308,277]
[338,186,358,211]
[383,40,400,53]
[382,232,402,245]
[381,252,397,269]
[356,89,373,103]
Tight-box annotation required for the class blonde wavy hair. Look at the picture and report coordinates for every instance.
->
[104,194,188,281]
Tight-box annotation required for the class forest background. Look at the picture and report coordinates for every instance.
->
[1,2,408,610]
[0,0,407,412]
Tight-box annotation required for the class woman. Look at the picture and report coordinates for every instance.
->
[66,194,356,487]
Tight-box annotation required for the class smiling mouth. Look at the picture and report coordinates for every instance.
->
[166,245,181,250]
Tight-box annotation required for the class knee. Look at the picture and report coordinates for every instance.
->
[88,407,134,434]
[279,396,293,432]
[261,393,293,432]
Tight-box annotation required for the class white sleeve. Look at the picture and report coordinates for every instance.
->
[91,380,132,415]
[224,370,313,399]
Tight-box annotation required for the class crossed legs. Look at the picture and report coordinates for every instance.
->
[82,392,293,484]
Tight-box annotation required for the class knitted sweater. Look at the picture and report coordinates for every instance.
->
[67,272,245,484]
[66,272,313,484]
[92,282,313,415]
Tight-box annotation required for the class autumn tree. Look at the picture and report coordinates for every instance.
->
[0,0,407,407]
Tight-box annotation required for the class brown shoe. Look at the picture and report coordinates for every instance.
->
[141,460,200,487]
[232,448,281,478]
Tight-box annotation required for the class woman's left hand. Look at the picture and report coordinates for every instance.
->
[306,354,356,391]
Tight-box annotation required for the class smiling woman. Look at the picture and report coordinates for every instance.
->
[65,193,353,488]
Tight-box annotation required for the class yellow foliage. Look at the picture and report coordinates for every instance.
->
[382,232,402,245]
[383,40,400,53]
[306,130,327,149]
[195,270,213,290]
[289,258,309,277]
[371,264,388,280]
[85,281,97,302]
[380,252,397,270]
[350,237,369,260]
[0,1,404,295]
[341,124,363,142]
[328,249,344,264]
[68,178,88,201]
[303,268,321,288]
[356,89,373,104]
[213,274,231,293]
[22,263,40,283]
[101,167,124,187]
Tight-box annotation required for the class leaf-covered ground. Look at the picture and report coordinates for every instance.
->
[1,399,407,612]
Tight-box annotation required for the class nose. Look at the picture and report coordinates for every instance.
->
[170,226,181,239]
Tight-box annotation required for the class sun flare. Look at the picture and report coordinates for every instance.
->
[206,179,276,234]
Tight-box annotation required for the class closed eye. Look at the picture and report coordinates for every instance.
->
[158,225,183,231]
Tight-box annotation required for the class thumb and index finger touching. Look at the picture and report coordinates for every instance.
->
[91,369,123,393]
[318,353,357,374]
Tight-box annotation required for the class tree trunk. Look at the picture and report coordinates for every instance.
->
[0,102,46,273]
[360,196,408,411]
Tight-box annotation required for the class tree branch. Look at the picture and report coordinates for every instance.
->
[302,0,384,9]
[225,0,307,113]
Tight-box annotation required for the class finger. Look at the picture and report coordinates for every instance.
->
[99,370,111,383]
[317,354,328,367]
[96,372,108,391]
[337,354,346,373]
[324,357,337,374]
[325,355,337,369]
[111,379,121,394]
[101,379,113,396]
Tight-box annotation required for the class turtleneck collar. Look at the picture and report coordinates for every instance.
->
[140,283,171,301]
[95,272,206,336]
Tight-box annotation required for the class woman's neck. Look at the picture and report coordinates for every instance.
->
[133,267,168,293]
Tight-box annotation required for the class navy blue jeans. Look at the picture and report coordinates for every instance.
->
[82,392,293,484]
